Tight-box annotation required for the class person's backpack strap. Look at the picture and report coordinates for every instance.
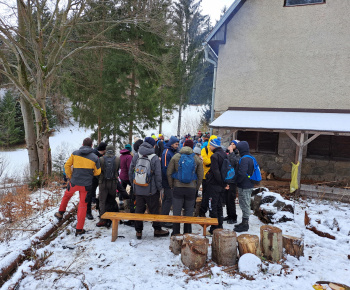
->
[205,147,208,155]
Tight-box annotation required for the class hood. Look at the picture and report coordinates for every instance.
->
[79,146,94,155]
[133,139,143,153]
[236,141,250,156]
[138,142,155,156]
[179,146,193,155]
[207,135,217,148]
[120,149,131,155]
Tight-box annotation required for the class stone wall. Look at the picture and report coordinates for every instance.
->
[216,130,350,182]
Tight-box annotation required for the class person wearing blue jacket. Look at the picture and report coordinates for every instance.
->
[234,141,255,232]
[160,136,179,227]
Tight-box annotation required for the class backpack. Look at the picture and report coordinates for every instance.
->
[221,158,236,184]
[133,154,156,187]
[172,153,197,184]
[103,156,116,180]
[239,155,262,184]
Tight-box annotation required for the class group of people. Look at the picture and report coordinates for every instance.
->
[55,132,259,239]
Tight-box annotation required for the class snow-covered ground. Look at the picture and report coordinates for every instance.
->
[1,192,349,290]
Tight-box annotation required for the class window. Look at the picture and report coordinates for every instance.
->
[237,131,279,154]
[285,0,325,6]
[307,135,350,161]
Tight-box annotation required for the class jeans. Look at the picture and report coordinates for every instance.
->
[238,187,253,219]
[161,187,173,215]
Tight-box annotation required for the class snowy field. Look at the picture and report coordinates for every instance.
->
[1,192,349,290]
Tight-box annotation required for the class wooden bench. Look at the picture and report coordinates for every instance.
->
[101,212,219,242]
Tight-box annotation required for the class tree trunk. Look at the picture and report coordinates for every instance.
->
[128,70,136,145]
[181,234,209,270]
[177,102,182,137]
[237,234,261,257]
[170,234,184,255]
[19,98,39,177]
[260,225,283,262]
[212,229,237,266]
[282,235,304,259]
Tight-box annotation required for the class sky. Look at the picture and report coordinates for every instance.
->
[201,0,236,25]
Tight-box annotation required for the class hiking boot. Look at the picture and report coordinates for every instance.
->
[106,220,112,228]
[223,216,229,221]
[86,212,93,220]
[123,220,135,227]
[136,231,142,240]
[96,219,107,227]
[75,229,86,236]
[227,218,237,224]
[234,218,249,232]
[54,211,65,220]
[162,222,173,228]
[154,228,169,237]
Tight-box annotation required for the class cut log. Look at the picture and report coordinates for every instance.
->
[212,229,237,266]
[181,234,209,270]
[169,234,184,255]
[237,234,261,257]
[260,225,283,261]
[282,235,304,258]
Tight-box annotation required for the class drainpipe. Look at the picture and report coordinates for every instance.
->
[204,43,218,135]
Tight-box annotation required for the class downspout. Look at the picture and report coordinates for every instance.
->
[204,43,218,135]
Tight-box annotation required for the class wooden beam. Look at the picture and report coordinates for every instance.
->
[286,131,301,147]
[303,133,320,146]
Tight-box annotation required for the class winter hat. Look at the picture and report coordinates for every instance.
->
[106,144,115,153]
[97,142,107,151]
[125,144,132,152]
[133,139,143,153]
[193,143,202,155]
[151,134,158,140]
[210,137,221,148]
[158,134,163,138]
[183,139,194,148]
[168,136,179,146]
[231,140,240,146]
[144,137,156,147]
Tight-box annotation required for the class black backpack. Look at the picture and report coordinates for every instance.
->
[103,156,116,180]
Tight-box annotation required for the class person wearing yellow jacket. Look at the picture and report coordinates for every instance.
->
[199,135,217,217]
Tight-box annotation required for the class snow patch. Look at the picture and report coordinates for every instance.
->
[238,253,262,276]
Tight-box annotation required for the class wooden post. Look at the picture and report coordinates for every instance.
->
[260,225,283,261]
[194,197,202,217]
[111,219,119,242]
[237,234,261,257]
[170,235,184,255]
[282,235,304,259]
[212,229,237,266]
[181,234,209,270]
[296,133,305,192]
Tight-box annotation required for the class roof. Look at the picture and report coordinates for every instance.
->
[209,108,350,134]
[204,0,245,55]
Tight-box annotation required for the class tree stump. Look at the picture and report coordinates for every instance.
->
[260,225,283,261]
[170,234,184,255]
[212,229,237,266]
[283,235,304,258]
[237,234,261,257]
[194,197,202,217]
[181,234,209,270]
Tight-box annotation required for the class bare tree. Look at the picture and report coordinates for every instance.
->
[0,0,168,177]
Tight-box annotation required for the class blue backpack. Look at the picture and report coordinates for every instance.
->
[172,153,197,184]
[239,155,262,184]
[221,158,235,184]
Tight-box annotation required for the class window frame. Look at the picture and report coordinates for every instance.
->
[236,131,279,154]
[284,0,326,7]
[306,134,350,161]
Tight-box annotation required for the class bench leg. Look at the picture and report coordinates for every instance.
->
[203,225,207,237]
[111,219,119,242]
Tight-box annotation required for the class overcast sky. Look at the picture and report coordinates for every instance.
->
[201,0,236,25]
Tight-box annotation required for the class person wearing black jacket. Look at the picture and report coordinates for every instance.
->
[224,140,240,224]
[206,137,227,234]
[234,141,255,232]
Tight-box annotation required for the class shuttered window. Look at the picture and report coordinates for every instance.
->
[285,0,325,6]
[237,131,279,154]
[307,135,350,160]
